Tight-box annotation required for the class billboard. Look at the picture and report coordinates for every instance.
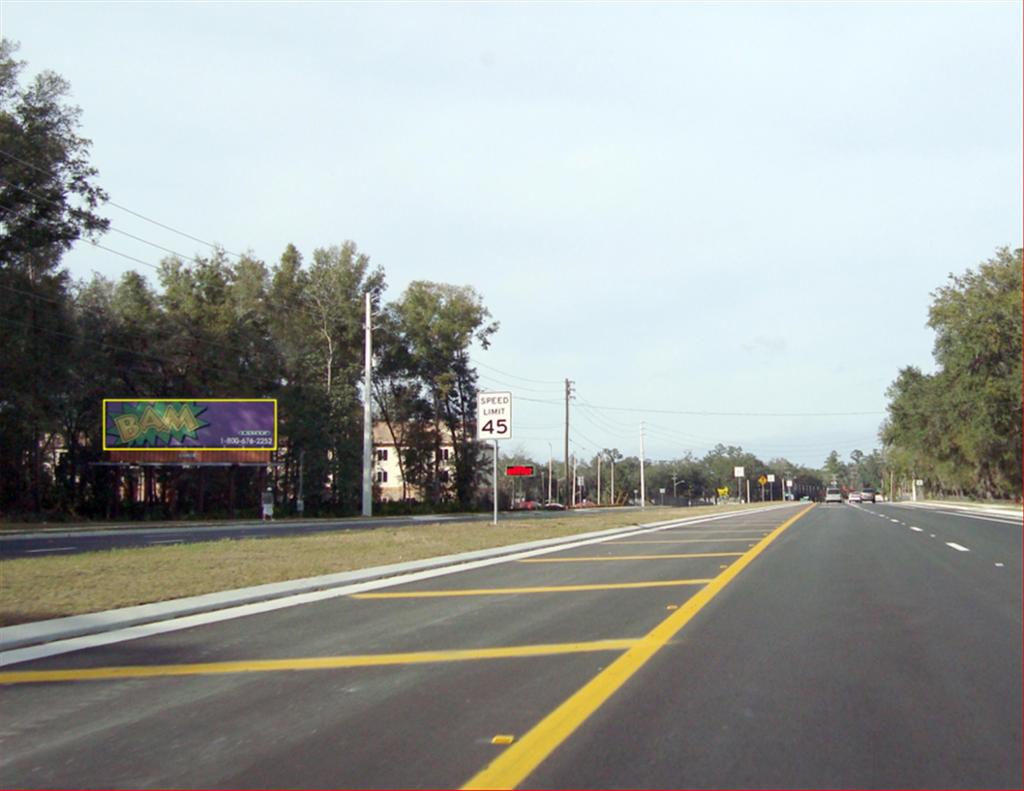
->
[103,399,277,451]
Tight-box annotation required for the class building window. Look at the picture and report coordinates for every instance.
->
[437,448,450,462]
[375,470,388,483]
[439,470,450,483]
[376,449,389,462]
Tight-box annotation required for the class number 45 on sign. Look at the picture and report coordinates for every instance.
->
[477,391,512,440]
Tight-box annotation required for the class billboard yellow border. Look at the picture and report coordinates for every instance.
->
[102,399,278,452]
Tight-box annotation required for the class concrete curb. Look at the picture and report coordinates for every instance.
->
[3,508,788,653]
[897,501,1022,517]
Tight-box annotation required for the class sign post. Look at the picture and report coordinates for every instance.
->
[734,466,745,503]
[477,392,513,524]
[766,473,776,502]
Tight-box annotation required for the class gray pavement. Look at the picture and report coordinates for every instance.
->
[1,502,1019,789]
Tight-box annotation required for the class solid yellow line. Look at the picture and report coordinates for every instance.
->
[461,504,815,790]
[519,552,745,563]
[351,580,714,599]
[0,639,640,686]
[607,539,760,544]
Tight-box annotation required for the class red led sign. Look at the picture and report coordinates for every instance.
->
[505,465,536,477]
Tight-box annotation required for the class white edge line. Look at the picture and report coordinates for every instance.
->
[945,542,970,552]
[0,504,798,666]
[25,547,76,553]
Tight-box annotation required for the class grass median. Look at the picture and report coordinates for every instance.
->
[0,503,775,626]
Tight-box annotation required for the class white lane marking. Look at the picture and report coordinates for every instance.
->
[25,547,76,553]
[995,563,1005,568]
[930,534,937,538]
[946,542,970,552]
[889,519,901,523]
[909,527,923,532]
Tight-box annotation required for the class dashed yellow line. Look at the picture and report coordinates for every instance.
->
[519,552,745,563]
[0,639,641,686]
[461,504,815,790]
[352,580,715,599]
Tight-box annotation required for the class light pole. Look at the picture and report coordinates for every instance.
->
[547,442,553,504]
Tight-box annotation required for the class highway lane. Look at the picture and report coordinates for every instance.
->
[1,503,1019,789]
[0,507,637,558]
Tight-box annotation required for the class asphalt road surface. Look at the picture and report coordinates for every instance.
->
[0,507,631,558]
[1,502,1020,789]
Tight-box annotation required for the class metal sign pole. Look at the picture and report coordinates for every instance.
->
[493,439,499,525]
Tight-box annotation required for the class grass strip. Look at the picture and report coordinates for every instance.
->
[0,504,765,626]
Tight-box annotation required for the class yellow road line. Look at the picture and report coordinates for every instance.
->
[519,552,745,563]
[461,504,815,790]
[0,639,640,686]
[607,539,759,544]
[352,580,714,599]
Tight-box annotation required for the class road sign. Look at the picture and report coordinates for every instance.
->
[758,475,767,486]
[477,392,512,440]
[734,466,744,478]
[767,474,775,483]
[505,465,535,477]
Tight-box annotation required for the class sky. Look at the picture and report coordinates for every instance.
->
[3,1,1021,469]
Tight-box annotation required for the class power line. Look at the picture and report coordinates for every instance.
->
[470,357,563,385]
[0,148,245,258]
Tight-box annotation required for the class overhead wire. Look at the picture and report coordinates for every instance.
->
[0,148,246,258]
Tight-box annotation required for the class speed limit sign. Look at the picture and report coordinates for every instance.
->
[477,392,512,440]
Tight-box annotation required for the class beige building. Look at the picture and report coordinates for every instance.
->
[372,422,455,502]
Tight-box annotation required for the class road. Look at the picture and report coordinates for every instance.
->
[1,502,1020,788]
[0,507,634,558]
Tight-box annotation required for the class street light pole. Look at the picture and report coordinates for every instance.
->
[361,292,373,517]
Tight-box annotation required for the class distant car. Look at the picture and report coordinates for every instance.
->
[860,488,876,503]
[848,491,862,503]
[825,486,842,504]
[513,500,540,511]
[543,502,566,511]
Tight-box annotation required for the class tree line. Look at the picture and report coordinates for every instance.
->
[882,247,1022,500]
[0,41,497,518]
[4,42,1016,519]
[498,444,833,506]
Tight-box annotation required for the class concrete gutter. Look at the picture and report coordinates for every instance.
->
[2,508,787,653]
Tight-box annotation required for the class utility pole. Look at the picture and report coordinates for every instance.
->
[596,455,602,506]
[564,379,573,506]
[362,292,373,517]
[639,421,646,509]
[610,456,615,506]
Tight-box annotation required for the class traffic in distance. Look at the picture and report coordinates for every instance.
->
[824,484,879,504]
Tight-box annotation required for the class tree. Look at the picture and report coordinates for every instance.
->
[385,281,498,506]
[884,248,1022,499]
[0,40,109,277]
[0,41,109,512]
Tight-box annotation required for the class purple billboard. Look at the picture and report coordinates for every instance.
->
[103,399,277,451]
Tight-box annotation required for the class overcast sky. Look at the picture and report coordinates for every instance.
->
[4,1,1021,468]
